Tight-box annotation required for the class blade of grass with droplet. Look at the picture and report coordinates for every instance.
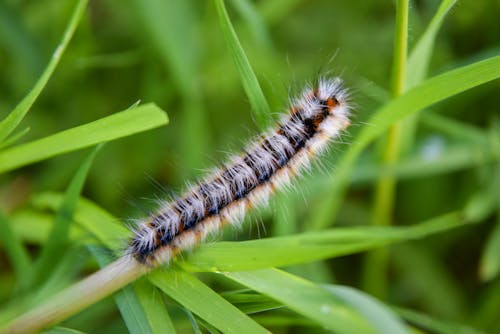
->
[0,0,88,143]
[214,0,271,128]
[310,55,500,230]
[0,103,168,174]
[148,269,269,333]
[323,285,410,334]
[225,268,375,334]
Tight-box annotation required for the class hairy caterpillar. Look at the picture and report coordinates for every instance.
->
[128,77,351,267]
[0,77,351,334]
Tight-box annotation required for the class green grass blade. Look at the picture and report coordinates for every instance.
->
[324,285,410,334]
[230,0,272,50]
[406,0,457,89]
[420,112,488,146]
[42,327,88,334]
[214,0,271,128]
[181,212,462,272]
[0,212,31,289]
[0,127,30,149]
[480,218,500,282]
[0,0,88,143]
[352,145,495,184]
[32,145,101,286]
[225,269,375,334]
[134,280,177,334]
[0,103,168,174]
[131,0,207,173]
[310,55,500,230]
[89,247,153,334]
[394,306,484,334]
[148,269,269,334]
[32,192,130,249]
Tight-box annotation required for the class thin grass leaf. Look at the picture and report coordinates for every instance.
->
[392,244,467,318]
[134,280,177,334]
[480,218,500,282]
[35,246,89,303]
[181,212,462,272]
[230,0,273,50]
[0,103,168,174]
[32,192,130,249]
[214,0,271,128]
[184,309,203,334]
[148,269,269,334]
[42,327,87,334]
[471,278,500,332]
[310,55,500,230]
[351,145,495,184]
[323,285,410,334]
[0,0,88,143]
[89,246,153,334]
[0,212,31,289]
[394,306,485,334]
[32,145,102,286]
[131,0,207,173]
[225,269,375,334]
[406,0,457,89]
[420,112,488,146]
[0,127,30,149]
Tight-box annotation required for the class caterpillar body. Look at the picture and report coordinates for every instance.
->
[128,77,351,267]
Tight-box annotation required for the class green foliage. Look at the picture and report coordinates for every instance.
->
[0,0,499,333]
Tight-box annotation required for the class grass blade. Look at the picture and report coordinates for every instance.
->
[89,247,153,334]
[0,212,31,289]
[225,269,375,333]
[0,0,88,143]
[134,280,177,334]
[32,145,101,286]
[0,103,168,174]
[181,212,463,272]
[214,0,271,128]
[148,269,269,334]
[324,285,410,334]
[406,0,457,89]
[310,55,500,230]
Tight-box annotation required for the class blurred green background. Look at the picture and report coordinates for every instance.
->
[1,0,499,333]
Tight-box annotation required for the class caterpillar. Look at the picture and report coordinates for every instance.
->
[128,77,351,267]
[0,77,351,334]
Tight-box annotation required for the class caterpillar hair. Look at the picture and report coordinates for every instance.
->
[128,77,351,267]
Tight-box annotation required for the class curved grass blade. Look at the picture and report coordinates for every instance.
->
[181,212,462,272]
[148,270,269,334]
[225,269,375,334]
[0,103,168,174]
[310,55,500,230]
[214,0,271,128]
[406,0,457,89]
[0,212,31,289]
[0,0,88,143]
[31,145,102,287]
[324,285,410,334]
